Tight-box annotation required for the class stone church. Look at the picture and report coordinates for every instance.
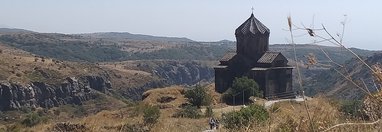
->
[214,13,294,99]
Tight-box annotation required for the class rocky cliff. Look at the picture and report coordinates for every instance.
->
[0,76,111,111]
[153,61,214,85]
[119,61,215,101]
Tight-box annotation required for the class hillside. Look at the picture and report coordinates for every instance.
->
[0,41,217,130]
[307,52,382,99]
[0,41,215,102]
[0,31,379,100]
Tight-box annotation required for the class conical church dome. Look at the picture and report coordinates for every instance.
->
[235,13,270,36]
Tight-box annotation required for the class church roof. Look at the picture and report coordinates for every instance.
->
[235,13,270,36]
[220,52,236,62]
[257,51,282,64]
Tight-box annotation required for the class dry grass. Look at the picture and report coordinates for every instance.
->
[264,97,340,131]
[205,83,224,105]
[142,86,187,109]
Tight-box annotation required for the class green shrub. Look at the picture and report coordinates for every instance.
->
[340,100,365,118]
[73,105,87,117]
[22,112,48,127]
[222,104,269,130]
[143,105,160,125]
[173,105,202,119]
[184,85,211,108]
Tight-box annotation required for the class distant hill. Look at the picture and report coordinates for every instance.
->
[0,28,34,34]
[0,33,128,62]
[270,44,379,64]
[80,32,194,43]
[0,31,378,64]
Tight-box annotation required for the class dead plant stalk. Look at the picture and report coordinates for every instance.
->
[288,15,315,132]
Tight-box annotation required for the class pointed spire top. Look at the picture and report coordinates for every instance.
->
[251,6,254,14]
[235,13,270,36]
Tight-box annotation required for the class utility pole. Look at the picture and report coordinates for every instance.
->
[243,90,245,105]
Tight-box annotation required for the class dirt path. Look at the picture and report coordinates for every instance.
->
[201,97,309,116]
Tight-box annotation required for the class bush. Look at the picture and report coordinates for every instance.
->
[223,77,262,104]
[184,85,211,108]
[222,104,269,130]
[73,105,87,117]
[22,112,48,127]
[173,105,202,119]
[143,105,160,125]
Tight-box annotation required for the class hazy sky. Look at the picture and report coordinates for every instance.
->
[1,0,381,50]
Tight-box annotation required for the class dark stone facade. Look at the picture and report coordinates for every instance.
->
[214,13,294,99]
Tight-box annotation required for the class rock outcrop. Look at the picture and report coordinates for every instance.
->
[0,76,111,111]
[153,61,214,85]
[123,61,214,101]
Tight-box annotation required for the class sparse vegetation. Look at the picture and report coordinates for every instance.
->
[222,104,269,130]
[142,105,160,125]
[339,100,365,118]
[21,112,48,127]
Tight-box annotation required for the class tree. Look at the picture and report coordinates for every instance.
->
[224,77,262,104]
[184,85,212,108]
